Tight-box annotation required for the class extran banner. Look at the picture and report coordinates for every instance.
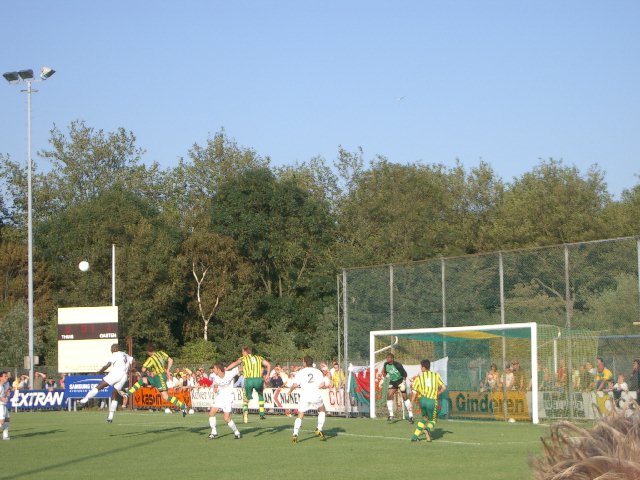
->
[10,389,66,410]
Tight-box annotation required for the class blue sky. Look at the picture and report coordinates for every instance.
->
[2,1,639,198]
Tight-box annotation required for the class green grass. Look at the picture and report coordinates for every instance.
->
[1,410,550,480]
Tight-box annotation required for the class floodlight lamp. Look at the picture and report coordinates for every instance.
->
[17,69,34,80]
[3,71,19,83]
[40,67,55,80]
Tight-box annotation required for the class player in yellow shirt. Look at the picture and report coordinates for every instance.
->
[119,343,188,416]
[227,346,271,423]
[410,359,446,442]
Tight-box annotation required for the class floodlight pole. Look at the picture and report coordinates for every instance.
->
[26,79,34,390]
[3,67,55,390]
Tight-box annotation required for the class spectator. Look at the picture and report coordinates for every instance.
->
[580,361,595,391]
[628,359,640,401]
[595,356,613,391]
[6,372,14,391]
[501,365,514,391]
[59,374,66,389]
[45,377,57,391]
[15,375,29,391]
[33,372,46,390]
[536,364,551,391]
[269,364,288,388]
[330,361,345,389]
[483,363,499,392]
[555,358,567,387]
[571,365,580,391]
[612,374,629,408]
[197,370,213,387]
[511,360,527,391]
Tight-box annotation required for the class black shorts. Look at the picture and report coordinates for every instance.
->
[389,379,404,389]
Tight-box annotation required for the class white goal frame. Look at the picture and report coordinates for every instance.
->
[369,322,539,423]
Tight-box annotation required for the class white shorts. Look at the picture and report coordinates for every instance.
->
[212,391,233,413]
[0,404,8,420]
[103,371,128,391]
[298,393,324,413]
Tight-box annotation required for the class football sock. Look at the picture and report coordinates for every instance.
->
[404,399,413,417]
[293,418,302,436]
[413,420,426,438]
[107,400,118,420]
[258,397,265,416]
[387,400,394,416]
[317,412,326,431]
[1,423,8,439]
[127,380,143,394]
[168,396,185,409]
[81,387,99,403]
[227,419,238,433]
[209,416,217,435]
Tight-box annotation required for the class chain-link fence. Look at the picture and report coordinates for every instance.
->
[339,236,640,420]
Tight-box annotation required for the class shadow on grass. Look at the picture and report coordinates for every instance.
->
[430,428,451,440]
[9,428,64,439]
[2,427,192,480]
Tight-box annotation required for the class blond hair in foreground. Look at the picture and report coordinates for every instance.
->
[530,406,640,480]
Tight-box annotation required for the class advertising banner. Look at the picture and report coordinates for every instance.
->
[64,375,112,399]
[10,389,66,410]
[445,390,530,420]
[132,387,192,409]
[164,387,368,414]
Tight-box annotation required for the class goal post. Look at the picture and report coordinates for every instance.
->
[370,322,540,424]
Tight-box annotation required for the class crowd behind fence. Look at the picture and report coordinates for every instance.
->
[340,236,640,420]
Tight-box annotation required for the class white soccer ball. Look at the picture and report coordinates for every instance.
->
[508,418,516,423]
[78,260,90,272]
[188,408,195,415]
[164,408,172,414]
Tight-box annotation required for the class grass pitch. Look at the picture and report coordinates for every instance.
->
[2,410,549,480]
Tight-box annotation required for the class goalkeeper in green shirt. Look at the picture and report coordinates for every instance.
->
[381,353,414,423]
[410,359,446,442]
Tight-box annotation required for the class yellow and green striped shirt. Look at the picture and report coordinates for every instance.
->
[241,354,265,379]
[143,351,170,375]
[412,371,444,399]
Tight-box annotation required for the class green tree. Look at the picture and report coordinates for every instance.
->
[489,159,611,248]
[36,187,186,351]
[209,167,337,357]
[161,130,269,229]
[0,302,27,367]
[181,223,252,341]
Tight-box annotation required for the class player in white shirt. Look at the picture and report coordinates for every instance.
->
[207,363,242,439]
[288,356,330,444]
[0,371,11,440]
[78,343,134,423]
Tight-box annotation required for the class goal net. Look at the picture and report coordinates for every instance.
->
[370,323,598,424]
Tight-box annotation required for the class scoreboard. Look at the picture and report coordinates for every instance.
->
[57,306,118,373]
